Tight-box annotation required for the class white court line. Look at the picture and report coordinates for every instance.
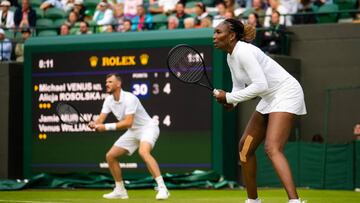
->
[0,200,67,203]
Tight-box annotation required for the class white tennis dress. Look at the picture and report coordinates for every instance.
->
[101,90,159,155]
[225,41,306,115]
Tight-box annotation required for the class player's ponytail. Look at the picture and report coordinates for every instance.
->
[224,18,256,43]
[242,24,256,43]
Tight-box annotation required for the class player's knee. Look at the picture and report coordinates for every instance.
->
[239,135,255,163]
[264,143,283,159]
[138,149,150,159]
[105,152,116,162]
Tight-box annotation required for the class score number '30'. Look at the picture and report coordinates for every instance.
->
[132,83,171,96]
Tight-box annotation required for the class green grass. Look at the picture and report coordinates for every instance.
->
[1,188,360,203]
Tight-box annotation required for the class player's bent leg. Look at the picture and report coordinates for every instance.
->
[139,141,170,200]
[103,146,129,199]
[239,111,267,200]
[264,112,299,200]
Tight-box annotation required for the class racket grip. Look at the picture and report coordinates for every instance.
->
[213,89,220,96]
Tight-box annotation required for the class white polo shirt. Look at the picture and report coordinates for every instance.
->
[101,89,156,129]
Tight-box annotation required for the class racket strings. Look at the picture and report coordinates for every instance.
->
[56,103,80,124]
[168,46,204,83]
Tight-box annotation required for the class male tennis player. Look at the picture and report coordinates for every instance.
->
[88,73,170,200]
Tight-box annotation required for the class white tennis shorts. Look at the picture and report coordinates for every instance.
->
[256,77,307,115]
[114,125,160,155]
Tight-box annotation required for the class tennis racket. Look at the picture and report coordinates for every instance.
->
[56,102,91,125]
[167,44,219,95]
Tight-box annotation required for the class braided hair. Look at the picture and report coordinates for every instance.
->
[223,18,256,43]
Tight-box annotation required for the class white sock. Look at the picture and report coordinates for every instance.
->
[289,199,301,203]
[155,176,166,189]
[246,198,261,203]
[115,181,125,191]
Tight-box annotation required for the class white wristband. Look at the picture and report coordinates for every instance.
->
[104,123,117,131]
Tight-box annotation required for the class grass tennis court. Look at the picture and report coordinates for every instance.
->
[1,188,359,203]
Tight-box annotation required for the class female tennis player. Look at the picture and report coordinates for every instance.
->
[88,74,169,200]
[213,18,306,203]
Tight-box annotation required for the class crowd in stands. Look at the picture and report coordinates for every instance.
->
[0,0,359,61]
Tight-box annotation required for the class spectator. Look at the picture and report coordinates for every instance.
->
[237,0,253,9]
[280,0,298,15]
[149,0,177,15]
[93,1,114,32]
[65,11,79,27]
[0,1,14,28]
[212,1,227,27]
[122,19,133,32]
[183,17,195,29]
[40,0,63,11]
[76,21,92,34]
[0,28,12,61]
[260,10,286,54]
[354,122,360,141]
[247,12,262,28]
[251,0,266,26]
[264,0,292,27]
[131,5,152,31]
[173,1,190,29]
[223,0,241,16]
[123,0,143,19]
[194,2,212,27]
[113,3,126,32]
[15,27,31,62]
[63,0,75,13]
[167,15,179,30]
[14,0,37,28]
[105,24,114,32]
[59,23,70,35]
[293,0,317,25]
[199,17,212,28]
[224,9,235,19]
[72,0,86,21]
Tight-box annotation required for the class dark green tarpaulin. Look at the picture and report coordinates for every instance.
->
[0,170,237,191]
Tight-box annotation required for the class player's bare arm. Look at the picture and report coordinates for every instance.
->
[94,114,135,132]
[88,113,108,129]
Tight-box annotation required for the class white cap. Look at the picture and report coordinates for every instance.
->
[74,0,83,5]
[0,1,11,6]
[99,1,107,6]
[0,28,5,35]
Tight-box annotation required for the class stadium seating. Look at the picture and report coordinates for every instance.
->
[36,18,54,29]
[31,0,42,7]
[317,4,339,23]
[45,8,67,20]
[37,30,58,37]
[53,18,67,28]
[33,7,44,19]
[334,0,357,19]
[152,14,168,30]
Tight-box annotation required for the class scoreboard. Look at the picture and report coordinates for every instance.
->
[24,34,216,178]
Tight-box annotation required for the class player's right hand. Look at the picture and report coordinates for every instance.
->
[88,121,96,129]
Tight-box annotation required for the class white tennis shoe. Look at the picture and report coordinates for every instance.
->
[102,188,129,199]
[245,199,261,203]
[288,199,306,203]
[156,187,170,200]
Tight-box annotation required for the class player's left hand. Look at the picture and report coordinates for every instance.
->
[94,124,106,132]
[214,89,227,104]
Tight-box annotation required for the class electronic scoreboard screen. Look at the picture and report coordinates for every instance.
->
[29,46,213,177]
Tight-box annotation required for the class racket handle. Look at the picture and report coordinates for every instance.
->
[213,89,219,96]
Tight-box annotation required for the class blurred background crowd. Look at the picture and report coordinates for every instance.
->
[0,0,359,61]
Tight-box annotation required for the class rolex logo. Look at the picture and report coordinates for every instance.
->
[139,54,149,65]
[89,56,98,68]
